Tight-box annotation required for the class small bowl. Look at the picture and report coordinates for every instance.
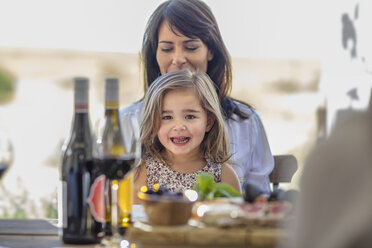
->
[138,192,194,226]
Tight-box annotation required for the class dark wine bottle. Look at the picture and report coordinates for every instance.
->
[59,77,103,244]
[99,77,133,236]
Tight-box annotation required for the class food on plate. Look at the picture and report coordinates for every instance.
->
[195,202,242,226]
[195,200,293,227]
[239,201,267,218]
[267,201,292,218]
[253,195,268,204]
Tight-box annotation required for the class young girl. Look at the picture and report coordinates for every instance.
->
[133,69,241,203]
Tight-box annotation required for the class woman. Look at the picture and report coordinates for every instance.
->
[120,0,273,194]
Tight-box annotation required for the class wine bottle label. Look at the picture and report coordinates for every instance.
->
[87,175,106,223]
[75,104,88,113]
[105,102,119,110]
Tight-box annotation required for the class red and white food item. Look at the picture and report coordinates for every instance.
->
[239,201,267,218]
[267,201,293,218]
[194,198,294,227]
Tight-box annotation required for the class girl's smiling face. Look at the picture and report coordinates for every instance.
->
[157,88,214,159]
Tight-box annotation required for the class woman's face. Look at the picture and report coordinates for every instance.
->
[156,20,213,75]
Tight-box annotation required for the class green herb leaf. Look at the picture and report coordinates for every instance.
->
[192,172,241,201]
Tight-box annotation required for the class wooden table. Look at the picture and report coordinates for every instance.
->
[0,219,79,248]
[0,204,289,248]
[129,220,289,248]
[0,218,288,248]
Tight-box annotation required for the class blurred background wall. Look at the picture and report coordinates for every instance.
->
[0,0,370,219]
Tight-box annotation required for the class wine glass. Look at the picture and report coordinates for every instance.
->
[94,116,141,247]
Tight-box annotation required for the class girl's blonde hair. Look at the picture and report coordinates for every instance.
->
[140,69,230,163]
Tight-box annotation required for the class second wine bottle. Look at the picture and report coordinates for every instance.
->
[99,77,133,236]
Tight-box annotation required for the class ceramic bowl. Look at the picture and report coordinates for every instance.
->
[138,191,195,226]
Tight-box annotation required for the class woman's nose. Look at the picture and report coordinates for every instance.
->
[172,49,186,67]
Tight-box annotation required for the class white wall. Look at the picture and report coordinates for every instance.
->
[0,0,331,59]
[316,0,372,133]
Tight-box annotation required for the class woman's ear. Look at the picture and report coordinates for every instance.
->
[207,49,213,61]
[206,115,215,132]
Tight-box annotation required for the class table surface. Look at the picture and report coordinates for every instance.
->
[0,205,289,248]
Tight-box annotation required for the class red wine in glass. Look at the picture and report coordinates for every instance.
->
[96,156,135,180]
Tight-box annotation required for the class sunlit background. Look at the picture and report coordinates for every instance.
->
[0,0,371,219]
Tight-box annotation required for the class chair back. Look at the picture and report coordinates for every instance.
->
[270,154,298,190]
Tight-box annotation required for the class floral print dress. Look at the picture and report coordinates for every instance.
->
[145,155,221,192]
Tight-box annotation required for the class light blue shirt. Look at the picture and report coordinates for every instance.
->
[120,100,274,195]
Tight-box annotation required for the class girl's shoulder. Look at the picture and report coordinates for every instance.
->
[220,162,241,193]
[220,161,234,172]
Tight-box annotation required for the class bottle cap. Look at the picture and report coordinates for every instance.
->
[105,77,119,108]
[74,77,89,111]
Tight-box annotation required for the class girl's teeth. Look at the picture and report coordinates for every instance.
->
[172,137,189,143]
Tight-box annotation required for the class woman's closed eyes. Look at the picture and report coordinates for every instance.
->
[159,46,200,53]
[158,40,202,53]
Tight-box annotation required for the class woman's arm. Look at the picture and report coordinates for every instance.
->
[225,105,274,195]
[132,162,147,204]
[221,163,242,193]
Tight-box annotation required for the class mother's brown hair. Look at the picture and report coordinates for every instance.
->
[141,0,242,117]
